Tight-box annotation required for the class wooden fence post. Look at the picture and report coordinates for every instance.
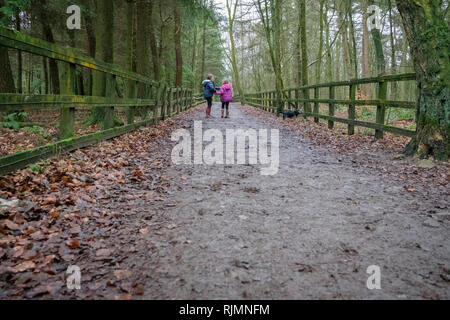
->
[302,88,309,119]
[348,83,356,135]
[375,79,387,139]
[272,92,275,113]
[103,74,116,130]
[314,87,319,123]
[176,88,180,114]
[264,92,267,111]
[159,83,167,121]
[126,80,136,125]
[180,88,184,112]
[183,89,187,111]
[154,83,164,124]
[328,85,335,129]
[287,90,291,110]
[59,62,76,139]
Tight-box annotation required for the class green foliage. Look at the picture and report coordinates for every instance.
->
[29,163,45,174]
[0,0,30,26]
[0,112,28,130]
[22,125,51,139]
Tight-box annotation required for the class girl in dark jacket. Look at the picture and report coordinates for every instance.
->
[202,74,219,118]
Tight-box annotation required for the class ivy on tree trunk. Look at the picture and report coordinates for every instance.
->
[396,0,450,160]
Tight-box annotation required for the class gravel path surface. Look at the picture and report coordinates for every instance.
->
[134,103,449,299]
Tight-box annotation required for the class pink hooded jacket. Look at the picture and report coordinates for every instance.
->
[216,83,233,103]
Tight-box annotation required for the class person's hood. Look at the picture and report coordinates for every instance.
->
[202,80,213,86]
[222,83,231,90]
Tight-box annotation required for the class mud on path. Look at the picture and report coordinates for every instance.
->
[1,102,449,299]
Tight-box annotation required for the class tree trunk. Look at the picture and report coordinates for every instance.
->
[173,0,183,87]
[0,0,15,93]
[87,0,116,126]
[274,0,284,114]
[348,3,358,79]
[388,0,397,99]
[338,9,352,80]
[369,0,386,75]
[126,0,136,124]
[83,0,96,95]
[136,0,150,96]
[361,0,371,97]
[299,0,308,87]
[191,25,198,89]
[149,0,161,81]
[315,0,324,84]
[200,0,207,91]
[226,0,244,103]
[324,2,332,81]
[16,12,23,93]
[38,0,60,94]
[396,0,450,160]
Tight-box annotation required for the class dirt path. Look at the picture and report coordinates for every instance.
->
[1,103,449,299]
[121,103,450,299]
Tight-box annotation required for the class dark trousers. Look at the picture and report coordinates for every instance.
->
[221,102,230,110]
[206,97,213,109]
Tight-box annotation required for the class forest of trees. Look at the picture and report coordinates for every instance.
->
[0,0,228,95]
[221,0,449,160]
[0,0,449,159]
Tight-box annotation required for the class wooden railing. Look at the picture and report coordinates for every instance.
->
[0,27,204,176]
[245,73,417,138]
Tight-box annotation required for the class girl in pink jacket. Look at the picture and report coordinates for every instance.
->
[216,80,233,118]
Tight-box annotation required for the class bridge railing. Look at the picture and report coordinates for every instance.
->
[0,27,204,176]
[245,73,417,139]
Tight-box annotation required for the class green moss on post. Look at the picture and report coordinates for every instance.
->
[375,80,387,139]
[126,80,136,125]
[59,62,76,139]
[314,88,319,123]
[348,84,356,135]
[103,75,116,130]
[328,86,335,129]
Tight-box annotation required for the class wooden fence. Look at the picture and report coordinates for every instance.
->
[0,27,204,176]
[245,73,417,139]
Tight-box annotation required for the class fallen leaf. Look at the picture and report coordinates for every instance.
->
[49,209,60,218]
[132,170,143,176]
[132,284,145,296]
[2,220,20,231]
[40,255,56,267]
[42,196,57,205]
[66,238,80,249]
[96,248,112,257]
[10,261,35,273]
[114,269,132,280]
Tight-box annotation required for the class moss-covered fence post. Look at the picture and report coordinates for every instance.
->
[103,74,116,130]
[348,83,356,135]
[126,80,136,125]
[314,87,319,123]
[59,62,76,139]
[328,85,335,129]
[375,79,387,139]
